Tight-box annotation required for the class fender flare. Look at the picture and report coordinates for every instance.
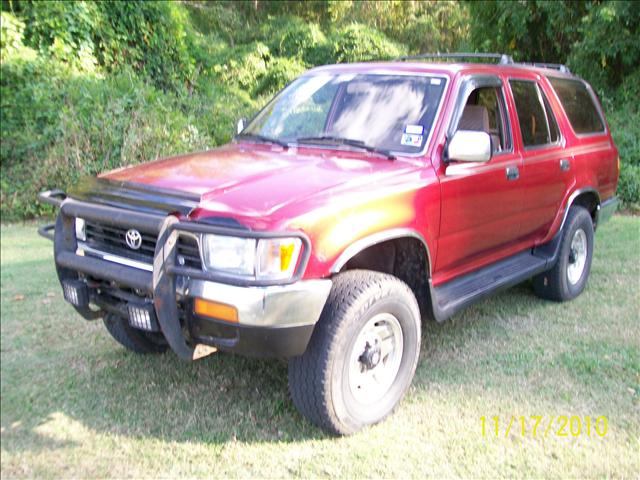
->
[329,228,433,275]
[559,186,600,232]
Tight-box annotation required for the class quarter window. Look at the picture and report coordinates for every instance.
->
[548,77,605,134]
[510,80,560,148]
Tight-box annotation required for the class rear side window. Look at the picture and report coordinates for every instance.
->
[509,80,560,148]
[548,77,605,134]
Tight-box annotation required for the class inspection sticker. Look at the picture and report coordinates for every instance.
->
[404,124,424,135]
[401,133,423,146]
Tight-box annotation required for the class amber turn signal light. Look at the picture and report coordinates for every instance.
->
[194,298,239,323]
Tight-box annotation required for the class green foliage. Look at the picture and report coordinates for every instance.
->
[329,1,468,53]
[568,1,640,93]
[254,57,307,97]
[212,41,271,90]
[0,47,254,220]
[328,24,406,63]
[466,0,639,96]
[274,19,327,62]
[93,1,196,91]
[184,1,244,46]
[617,164,640,206]
[22,0,97,55]
[0,11,26,53]
[606,69,640,207]
[1,0,638,218]
[467,1,587,62]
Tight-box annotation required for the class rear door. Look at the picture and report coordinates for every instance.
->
[508,77,570,244]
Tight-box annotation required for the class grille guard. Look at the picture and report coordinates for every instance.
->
[40,193,312,360]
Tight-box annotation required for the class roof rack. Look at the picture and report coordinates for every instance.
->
[396,53,572,74]
[398,52,514,65]
[517,62,571,73]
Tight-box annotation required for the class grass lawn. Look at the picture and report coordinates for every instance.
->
[1,216,639,478]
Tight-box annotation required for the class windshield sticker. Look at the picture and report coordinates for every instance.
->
[401,133,423,146]
[404,124,424,135]
[431,78,442,85]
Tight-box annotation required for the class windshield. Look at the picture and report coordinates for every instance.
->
[242,73,447,154]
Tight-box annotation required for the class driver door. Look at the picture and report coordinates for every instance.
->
[436,75,525,279]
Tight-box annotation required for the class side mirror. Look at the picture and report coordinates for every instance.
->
[447,130,492,163]
[236,118,247,135]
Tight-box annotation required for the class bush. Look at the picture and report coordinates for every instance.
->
[617,164,640,206]
[1,1,638,220]
[328,24,406,63]
[275,20,326,62]
[94,1,196,92]
[568,1,640,94]
[0,52,255,221]
[22,0,98,57]
[0,11,26,53]
[605,69,640,207]
[16,1,195,91]
[211,41,271,90]
[253,56,307,96]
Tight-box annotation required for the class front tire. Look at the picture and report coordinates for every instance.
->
[288,270,421,435]
[533,206,594,301]
[103,313,168,354]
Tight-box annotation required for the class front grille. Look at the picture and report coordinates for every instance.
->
[84,221,202,269]
[176,235,201,269]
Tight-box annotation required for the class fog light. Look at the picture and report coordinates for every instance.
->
[194,298,238,323]
[62,280,89,308]
[127,303,159,332]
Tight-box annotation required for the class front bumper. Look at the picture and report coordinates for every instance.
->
[40,192,331,359]
[185,278,331,357]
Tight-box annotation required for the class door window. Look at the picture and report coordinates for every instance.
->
[510,80,560,148]
[457,87,512,154]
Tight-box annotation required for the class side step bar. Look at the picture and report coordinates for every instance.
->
[430,233,562,322]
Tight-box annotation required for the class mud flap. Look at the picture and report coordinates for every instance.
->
[152,216,216,361]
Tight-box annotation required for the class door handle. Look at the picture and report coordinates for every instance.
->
[506,166,519,181]
[560,158,571,171]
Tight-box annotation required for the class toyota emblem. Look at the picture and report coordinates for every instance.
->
[125,229,142,250]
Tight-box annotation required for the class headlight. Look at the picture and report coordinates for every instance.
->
[200,234,303,280]
[201,235,256,276]
[75,218,86,241]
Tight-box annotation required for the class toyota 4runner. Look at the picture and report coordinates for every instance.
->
[39,53,619,435]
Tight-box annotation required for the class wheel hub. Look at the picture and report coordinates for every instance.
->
[358,341,382,370]
[348,313,403,405]
[569,249,577,264]
[567,228,587,285]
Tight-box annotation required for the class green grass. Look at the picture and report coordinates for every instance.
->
[1,216,639,478]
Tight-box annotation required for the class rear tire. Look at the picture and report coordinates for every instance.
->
[533,206,594,301]
[288,270,421,435]
[103,313,167,354]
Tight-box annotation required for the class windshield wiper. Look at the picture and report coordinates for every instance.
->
[295,136,396,160]
[235,132,291,149]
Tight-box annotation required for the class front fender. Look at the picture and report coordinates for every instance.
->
[288,183,440,279]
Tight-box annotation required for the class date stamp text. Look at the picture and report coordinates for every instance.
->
[480,415,608,438]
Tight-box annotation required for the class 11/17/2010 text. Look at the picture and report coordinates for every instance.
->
[480,416,608,438]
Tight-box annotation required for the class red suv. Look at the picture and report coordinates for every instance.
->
[39,53,619,435]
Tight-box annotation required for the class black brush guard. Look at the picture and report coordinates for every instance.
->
[38,191,311,361]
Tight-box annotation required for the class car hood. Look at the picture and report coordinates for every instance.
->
[100,142,420,219]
